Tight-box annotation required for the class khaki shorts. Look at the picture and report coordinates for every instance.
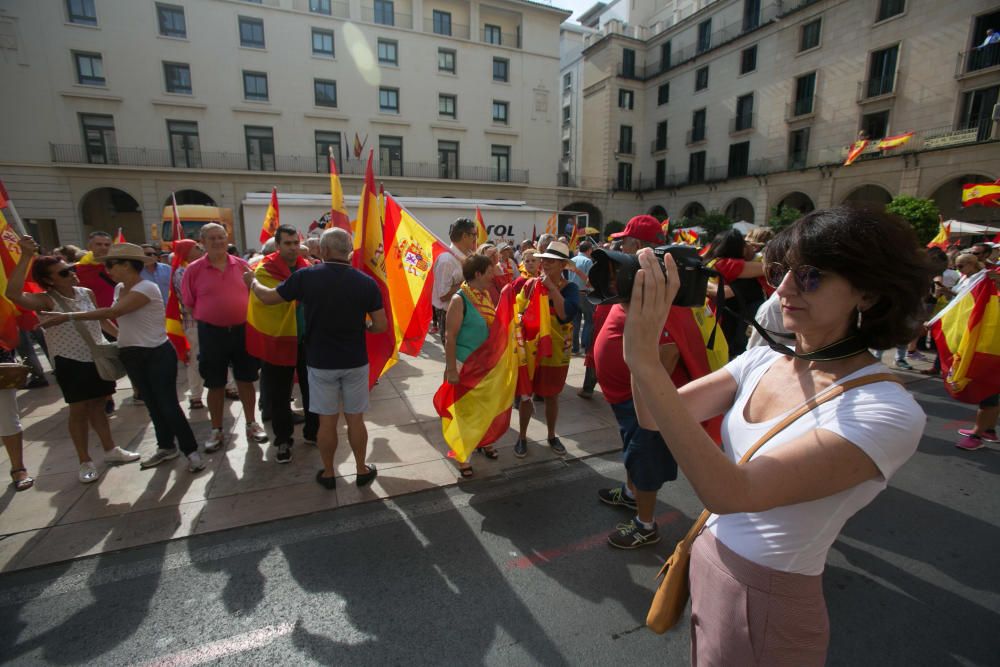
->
[307,365,369,415]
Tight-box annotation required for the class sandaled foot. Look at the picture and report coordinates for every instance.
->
[10,468,34,492]
[459,465,474,478]
[477,446,499,460]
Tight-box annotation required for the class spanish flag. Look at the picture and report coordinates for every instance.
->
[246,252,311,366]
[843,139,869,166]
[544,212,559,236]
[926,221,951,250]
[475,206,488,245]
[962,181,1000,208]
[169,192,185,241]
[383,194,449,356]
[929,271,1000,403]
[354,149,397,388]
[877,132,913,151]
[258,187,280,245]
[433,285,519,462]
[328,154,352,232]
[0,208,23,349]
[165,239,194,362]
[673,229,698,245]
[115,227,126,243]
[568,223,579,252]
[516,279,573,396]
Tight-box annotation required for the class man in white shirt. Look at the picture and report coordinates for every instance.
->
[431,218,478,344]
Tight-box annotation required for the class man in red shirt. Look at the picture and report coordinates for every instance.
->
[75,231,116,308]
[181,223,267,451]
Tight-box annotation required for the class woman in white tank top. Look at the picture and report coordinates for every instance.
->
[623,207,931,665]
[5,236,140,484]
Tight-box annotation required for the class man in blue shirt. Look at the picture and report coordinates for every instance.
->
[568,240,595,355]
[140,244,172,302]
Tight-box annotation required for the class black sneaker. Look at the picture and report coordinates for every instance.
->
[275,440,292,464]
[513,438,528,458]
[598,485,638,510]
[548,437,567,456]
[608,519,660,550]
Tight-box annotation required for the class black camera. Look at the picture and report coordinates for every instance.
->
[588,245,714,307]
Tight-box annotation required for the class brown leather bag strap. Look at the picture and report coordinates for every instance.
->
[680,372,901,546]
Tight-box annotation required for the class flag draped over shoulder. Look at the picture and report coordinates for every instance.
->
[354,150,397,388]
[475,206,488,245]
[962,182,1000,208]
[929,272,1000,403]
[246,252,311,366]
[433,285,519,462]
[328,156,352,232]
[843,139,868,166]
[259,187,280,245]
[165,239,194,362]
[383,195,449,357]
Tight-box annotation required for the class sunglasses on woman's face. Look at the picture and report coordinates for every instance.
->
[764,263,825,293]
[54,267,76,278]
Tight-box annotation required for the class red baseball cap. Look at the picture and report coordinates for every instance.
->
[610,215,665,244]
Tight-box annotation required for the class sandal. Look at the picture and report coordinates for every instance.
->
[224,388,240,400]
[459,465,474,478]
[10,468,34,492]
[477,446,499,460]
[189,398,205,409]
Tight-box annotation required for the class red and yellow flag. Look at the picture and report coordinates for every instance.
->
[877,132,913,151]
[0,209,23,349]
[544,212,559,237]
[433,285,519,462]
[844,139,869,166]
[170,192,185,242]
[672,229,698,245]
[354,149,397,387]
[258,187,280,245]
[165,239,195,362]
[328,155,352,232]
[115,227,126,243]
[926,221,951,250]
[383,195,449,357]
[475,206,488,245]
[930,272,1000,403]
[246,252,311,366]
[962,181,1000,208]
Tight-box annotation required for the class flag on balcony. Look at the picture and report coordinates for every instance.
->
[433,285,519,463]
[165,239,195,363]
[328,155,352,232]
[877,132,913,151]
[544,212,558,236]
[962,181,1000,208]
[383,194,449,357]
[170,192,185,242]
[354,149,396,388]
[926,221,951,250]
[843,139,869,166]
[475,206,488,245]
[928,271,1000,403]
[115,227,126,243]
[258,187,280,245]
[353,133,367,160]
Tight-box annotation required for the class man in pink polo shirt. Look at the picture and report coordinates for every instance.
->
[181,223,267,451]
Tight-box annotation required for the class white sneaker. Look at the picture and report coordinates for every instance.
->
[187,451,206,472]
[104,446,141,465]
[204,428,225,453]
[78,461,98,484]
[245,422,269,444]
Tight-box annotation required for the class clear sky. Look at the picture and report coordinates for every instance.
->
[544,0,596,22]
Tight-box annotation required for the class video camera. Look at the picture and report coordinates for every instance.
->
[587,245,715,308]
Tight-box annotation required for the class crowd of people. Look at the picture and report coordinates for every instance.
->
[2,206,998,665]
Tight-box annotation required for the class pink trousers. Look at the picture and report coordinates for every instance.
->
[689,530,829,666]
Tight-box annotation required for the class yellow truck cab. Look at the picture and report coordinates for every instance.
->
[155,205,234,250]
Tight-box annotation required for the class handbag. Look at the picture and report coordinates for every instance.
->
[646,372,900,634]
[0,362,31,390]
[49,290,128,382]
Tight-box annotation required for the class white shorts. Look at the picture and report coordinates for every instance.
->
[307,365,370,415]
[0,389,22,437]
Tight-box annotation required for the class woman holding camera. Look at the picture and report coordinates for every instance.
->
[624,207,928,665]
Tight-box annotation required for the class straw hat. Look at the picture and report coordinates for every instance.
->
[98,243,157,264]
[535,240,572,261]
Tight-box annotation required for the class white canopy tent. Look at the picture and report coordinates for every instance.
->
[943,220,1000,235]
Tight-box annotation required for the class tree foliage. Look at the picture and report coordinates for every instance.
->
[885,195,940,245]
[604,220,625,238]
[767,205,801,232]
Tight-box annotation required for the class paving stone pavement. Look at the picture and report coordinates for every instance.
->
[0,339,620,573]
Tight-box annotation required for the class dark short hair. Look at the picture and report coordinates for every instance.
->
[31,255,64,288]
[139,244,160,254]
[275,224,299,243]
[764,206,934,349]
[578,240,594,252]
[449,218,476,242]
[710,229,746,260]
[89,231,111,240]
[971,242,992,255]
[462,254,493,282]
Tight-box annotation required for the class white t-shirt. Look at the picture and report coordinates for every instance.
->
[432,244,467,310]
[706,346,925,575]
[113,280,168,349]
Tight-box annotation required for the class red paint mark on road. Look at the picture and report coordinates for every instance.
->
[505,511,682,570]
[136,622,295,667]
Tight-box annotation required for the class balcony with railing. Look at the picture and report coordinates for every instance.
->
[785,95,818,121]
[424,19,470,40]
[858,71,899,102]
[616,141,635,155]
[730,112,754,134]
[616,62,642,80]
[49,143,529,183]
[360,7,413,28]
[957,44,1000,76]
[480,28,520,48]
[650,138,668,154]
[686,127,707,145]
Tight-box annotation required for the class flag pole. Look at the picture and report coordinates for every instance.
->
[0,180,28,236]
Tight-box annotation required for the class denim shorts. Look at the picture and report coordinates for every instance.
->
[307,365,370,415]
[610,398,678,492]
[196,322,259,388]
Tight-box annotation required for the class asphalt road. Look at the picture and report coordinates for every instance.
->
[0,377,997,666]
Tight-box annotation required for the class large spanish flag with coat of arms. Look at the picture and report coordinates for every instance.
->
[929,270,1000,403]
[433,285,519,463]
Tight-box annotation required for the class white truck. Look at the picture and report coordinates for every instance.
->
[240,193,585,248]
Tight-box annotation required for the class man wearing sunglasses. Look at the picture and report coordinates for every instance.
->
[139,244,171,303]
